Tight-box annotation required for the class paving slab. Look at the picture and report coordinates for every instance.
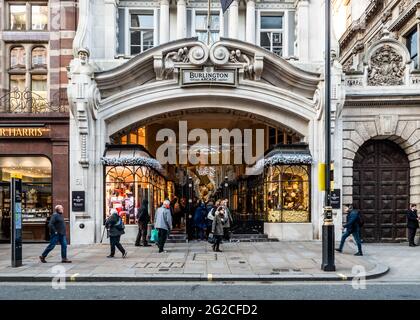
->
[0,241,388,282]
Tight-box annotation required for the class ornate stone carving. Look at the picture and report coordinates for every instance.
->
[154,42,264,81]
[229,49,253,77]
[188,45,208,64]
[68,47,100,168]
[399,0,410,14]
[342,57,354,73]
[368,45,405,86]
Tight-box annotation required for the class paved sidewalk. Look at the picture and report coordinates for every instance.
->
[0,241,388,282]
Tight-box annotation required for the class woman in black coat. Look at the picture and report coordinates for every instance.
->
[105,209,127,258]
[135,199,150,247]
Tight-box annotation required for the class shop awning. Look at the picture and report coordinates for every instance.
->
[245,144,313,175]
[101,144,164,173]
[264,146,313,166]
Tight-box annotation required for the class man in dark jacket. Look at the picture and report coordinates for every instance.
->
[39,205,71,263]
[336,204,363,256]
[407,203,419,247]
[135,199,151,247]
[105,209,127,258]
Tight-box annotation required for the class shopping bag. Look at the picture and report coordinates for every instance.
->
[150,228,159,243]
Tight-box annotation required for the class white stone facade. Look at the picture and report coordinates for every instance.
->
[67,0,353,244]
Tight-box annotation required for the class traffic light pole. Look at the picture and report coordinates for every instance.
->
[321,0,336,272]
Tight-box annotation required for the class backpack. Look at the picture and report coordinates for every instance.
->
[115,216,125,231]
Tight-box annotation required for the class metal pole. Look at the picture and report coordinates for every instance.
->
[321,0,336,272]
[207,0,211,45]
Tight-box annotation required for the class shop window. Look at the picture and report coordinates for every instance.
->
[105,165,166,225]
[265,165,310,223]
[31,4,48,31]
[10,4,26,30]
[129,12,154,55]
[10,46,26,69]
[32,47,47,68]
[260,14,283,56]
[406,28,418,69]
[195,12,220,44]
[0,156,52,242]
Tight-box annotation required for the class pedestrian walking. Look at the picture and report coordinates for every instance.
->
[154,200,172,253]
[135,199,151,247]
[336,204,363,256]
[105,208,127,258]
[193,201,207,241]
[222,198,233,241]
[211,206,225,252]
[407,203,419,247]
[39,205,71,263]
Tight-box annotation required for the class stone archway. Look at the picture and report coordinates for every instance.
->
[353,139,410,242]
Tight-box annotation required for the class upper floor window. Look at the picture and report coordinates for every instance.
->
[10,46,26,69]
[8,45,48,112]
[31,5,48,31]
[260,14,283,56]
[9,2,48,31]
[32,47,47,68]
[10,4,26,30]
[195,12,220,44]
[406,28,418,69]
[130,12,154,55]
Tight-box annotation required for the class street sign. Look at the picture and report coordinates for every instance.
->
[72,191,85,212]
[330,189,341,209]
[11,177,23,267]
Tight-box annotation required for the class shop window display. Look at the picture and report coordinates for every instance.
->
[105,165,166,225]
[265,165,310,223]
[0,156,52,242]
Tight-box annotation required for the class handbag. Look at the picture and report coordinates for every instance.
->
[208,233,215,244]
[150,228,159,243]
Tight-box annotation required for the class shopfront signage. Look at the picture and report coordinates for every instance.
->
[182,69,236,86]
[0,127,50,138]
[330,189,341,209]
[72,191,85,212]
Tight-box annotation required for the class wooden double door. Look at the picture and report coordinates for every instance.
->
[353,140,409,242]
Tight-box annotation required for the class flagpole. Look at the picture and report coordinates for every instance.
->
[207,0,211,45]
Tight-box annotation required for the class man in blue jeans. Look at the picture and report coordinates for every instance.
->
[39,205,72,263]
[336,204,363,256]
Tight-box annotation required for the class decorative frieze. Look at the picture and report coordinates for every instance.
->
[155,42,264,81]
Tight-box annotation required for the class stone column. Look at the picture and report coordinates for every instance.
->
[177,0,187,39]
[296,0,309,61]
[246,0,256,44]
[160,0,170,44]
[228,0,239,39]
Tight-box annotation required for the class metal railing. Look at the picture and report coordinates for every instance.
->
[0,89,68,113]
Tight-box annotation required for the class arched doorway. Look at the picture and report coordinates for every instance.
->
[353,139,409,242]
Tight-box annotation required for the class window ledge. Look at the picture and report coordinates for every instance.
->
[2,31,50,42]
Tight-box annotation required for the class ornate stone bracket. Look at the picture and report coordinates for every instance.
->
[154,42,264,81]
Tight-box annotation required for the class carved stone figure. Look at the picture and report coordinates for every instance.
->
[368,45,405,86]
[229,49,254,79]
[163,47,189,79]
